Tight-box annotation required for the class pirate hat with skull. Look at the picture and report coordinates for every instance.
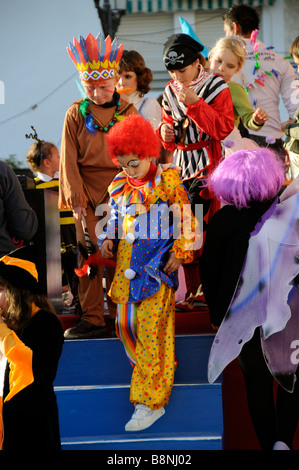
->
[163,33,204,70]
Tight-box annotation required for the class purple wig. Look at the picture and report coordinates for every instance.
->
[209,148,285,209]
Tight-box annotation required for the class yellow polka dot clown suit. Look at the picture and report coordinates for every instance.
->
[98,115,198,417]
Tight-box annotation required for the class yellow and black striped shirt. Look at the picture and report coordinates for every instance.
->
[34,177,75,226]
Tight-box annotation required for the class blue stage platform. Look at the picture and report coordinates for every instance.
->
[54,333,223,450]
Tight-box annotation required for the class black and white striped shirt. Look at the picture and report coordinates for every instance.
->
[162,74,228,179]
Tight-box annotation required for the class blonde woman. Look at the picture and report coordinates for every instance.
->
[209,37,268,154]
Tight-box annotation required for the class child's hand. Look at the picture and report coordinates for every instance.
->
[160,123,175,142]
[164,252,182,275]
[253,108,268,125]
[73,206,87,221]
[177,86,200,106]
[281,118,296,132]
[101,239,114,258]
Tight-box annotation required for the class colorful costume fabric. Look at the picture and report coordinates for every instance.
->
[98,164,197,408]
[0,308,64,450]
[233,38,298,140]
[67,33,122,83]
[204,188,299,392]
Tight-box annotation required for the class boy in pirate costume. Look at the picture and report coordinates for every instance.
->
[158,33,234,310]
[59,33,138,339]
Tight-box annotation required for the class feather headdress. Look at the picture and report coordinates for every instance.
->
[67,33,123,81]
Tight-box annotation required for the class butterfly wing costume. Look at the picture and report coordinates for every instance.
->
[208,188,299,392]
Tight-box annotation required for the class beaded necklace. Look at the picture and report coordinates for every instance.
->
[242,30,280,96]
[79,97,125,133]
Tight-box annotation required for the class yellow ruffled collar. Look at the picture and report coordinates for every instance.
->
[108,163,179,205]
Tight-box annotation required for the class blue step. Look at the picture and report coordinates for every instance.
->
[54,334,223,450]
[54,334,215,386]
[56,383,222,450]
[60,434,222,450]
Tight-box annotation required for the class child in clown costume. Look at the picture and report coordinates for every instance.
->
[98,115,198,431]
[59,33,138,339]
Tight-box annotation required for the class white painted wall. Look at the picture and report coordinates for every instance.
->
[284,0,299,56]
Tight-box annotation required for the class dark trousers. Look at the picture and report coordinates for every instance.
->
[181,177,211,298]
[238,328,299,450]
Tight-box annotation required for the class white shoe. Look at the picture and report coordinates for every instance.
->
[125,404,165,431]
[273,441,290,450]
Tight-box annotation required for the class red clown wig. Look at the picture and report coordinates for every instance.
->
[106,114,161,165]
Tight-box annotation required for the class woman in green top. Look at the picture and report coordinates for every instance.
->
[209,37,268,156]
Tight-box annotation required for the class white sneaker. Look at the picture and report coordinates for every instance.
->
[125,404,165,431]
[273,441,290,450]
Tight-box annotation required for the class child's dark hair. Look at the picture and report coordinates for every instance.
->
[196,52,206,68]
[26,141,56,172]
[223,4,260,35]
[25,125,55,172]
[290,36,299,60]
[0,278,56,331]
[119,50,153,97]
